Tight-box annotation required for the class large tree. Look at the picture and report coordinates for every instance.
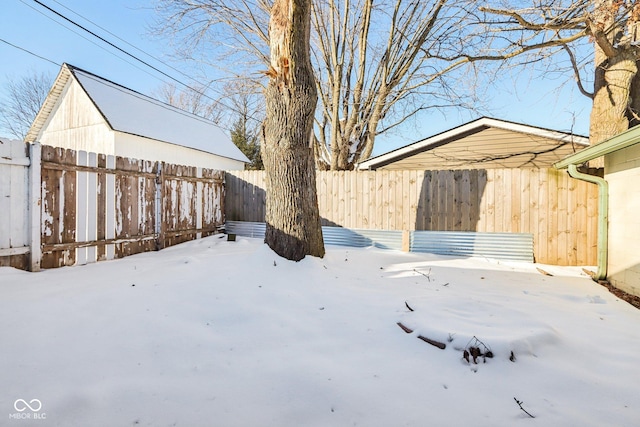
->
[153,0,487,170]
[477,0,640,145]
[0,71,52,139]
[262,0,325,260]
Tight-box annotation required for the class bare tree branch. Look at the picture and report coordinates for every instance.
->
[0,70,53,140]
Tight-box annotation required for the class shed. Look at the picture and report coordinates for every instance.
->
[358,117,589,170]
[555,125,640,297]
[26,63,248,170]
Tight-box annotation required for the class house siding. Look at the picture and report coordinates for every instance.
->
[606,143,640,296]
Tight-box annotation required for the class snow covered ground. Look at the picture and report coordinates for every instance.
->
[1,235,639,426]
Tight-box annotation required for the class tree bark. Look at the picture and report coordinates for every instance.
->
[589,47,638,145]
[589,0,639,146]
[262,0,325,261]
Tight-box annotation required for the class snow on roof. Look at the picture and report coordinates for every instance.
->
[70,66,249,163]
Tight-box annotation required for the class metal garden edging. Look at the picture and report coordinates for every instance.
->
[225,221,534,262]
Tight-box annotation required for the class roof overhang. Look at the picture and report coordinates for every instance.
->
[554,124,640,169]
[25,64,74,143]
[358,117,589,170]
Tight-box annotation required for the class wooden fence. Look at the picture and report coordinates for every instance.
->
[40,145,224,268]
[1,142,224,270]
[226,169,601,266]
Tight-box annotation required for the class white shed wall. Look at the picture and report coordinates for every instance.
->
[606,144,640,296]
[37,79,116,153]
[114,132,245,170]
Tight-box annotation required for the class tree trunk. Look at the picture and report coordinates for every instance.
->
[262,0,325,261]
[589,0,639,146]
[589,47,638,145]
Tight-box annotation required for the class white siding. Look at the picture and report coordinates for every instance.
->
[606,144,640,296]
[37,78,116,154]
[114,132,245,170]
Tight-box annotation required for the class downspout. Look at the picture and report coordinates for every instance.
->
[567,164,608,281]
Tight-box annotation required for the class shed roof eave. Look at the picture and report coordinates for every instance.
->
[554,124,640,169]
[25,63,74,143]
[358,116,589,170]
[114,130,250,164]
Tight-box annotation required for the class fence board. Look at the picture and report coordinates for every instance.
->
[38,146,223,268]
[225,169,601,266]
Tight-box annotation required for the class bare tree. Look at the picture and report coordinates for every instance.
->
[477,1,640,145]
[152,82,222,122]
[262,0,325,260]
[0,71,52,139]
[154,78,265,168]
[153,0,493,170]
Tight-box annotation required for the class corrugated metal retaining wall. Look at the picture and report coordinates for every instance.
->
[225,221,533,262]
[410,230,533,262]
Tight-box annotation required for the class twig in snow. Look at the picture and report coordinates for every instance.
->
[514,397,535,418]
[537,267,553,276]
[417,334,446,349]
[413,268,431,282]
[396,322,446,349]
[396,322,414,334]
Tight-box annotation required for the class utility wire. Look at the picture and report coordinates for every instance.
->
[7,0,263,129]
[0,38,59,67]
[0,36,236,133]
[18,0,161,82]
[31,0,190,91]
[48,0,197,84]
[28,0,262,125]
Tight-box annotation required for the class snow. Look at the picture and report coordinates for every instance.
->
[1,236,639,426]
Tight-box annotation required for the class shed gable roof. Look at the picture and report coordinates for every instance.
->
[27,63,248,163]
[358,117,589,170]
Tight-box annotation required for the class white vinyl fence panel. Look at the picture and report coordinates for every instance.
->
[0,139,32,268]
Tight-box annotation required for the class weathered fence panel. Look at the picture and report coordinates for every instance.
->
[160,164,224,248]
[40,145,224,268]
[225,169,600,266]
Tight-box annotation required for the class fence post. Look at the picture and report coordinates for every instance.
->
[402,230,411,252]
[155,162,164,250]
[29,142,42,272]
[196,167,203,239]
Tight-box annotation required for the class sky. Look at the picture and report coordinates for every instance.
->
[2,235,640,426]
[0,0,593,155]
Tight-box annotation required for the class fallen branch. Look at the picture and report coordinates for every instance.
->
[514,397,535,418]
[396,322,414,334]
[418,335,446,349]
[536,267,553,276]
[396,322,446,349]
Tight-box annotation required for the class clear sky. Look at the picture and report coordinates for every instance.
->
[1,0,593,155]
